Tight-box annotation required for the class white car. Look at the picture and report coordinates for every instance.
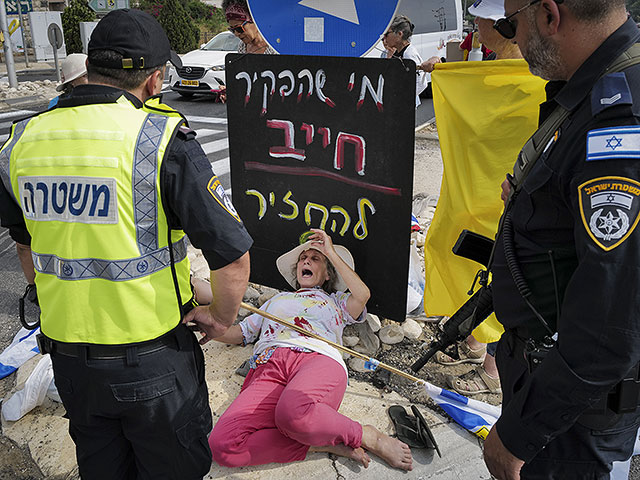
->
[169,31,242,98]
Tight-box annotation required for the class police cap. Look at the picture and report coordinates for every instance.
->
[88,9,182,70]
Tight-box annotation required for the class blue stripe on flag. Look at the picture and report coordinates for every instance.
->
[439,402,492,432]
[0,363,17,379]
[439,387,470,405]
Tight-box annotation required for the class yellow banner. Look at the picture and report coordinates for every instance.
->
[424,59,546,343]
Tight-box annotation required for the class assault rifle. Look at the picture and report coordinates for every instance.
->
[410,230,495,373]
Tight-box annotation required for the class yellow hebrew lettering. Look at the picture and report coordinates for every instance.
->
[246,189,267,219]
[279,190,299,220]
[304,202,329,230]
[269,191,275,206]
[329,206,351,236]
[353,198,376,240]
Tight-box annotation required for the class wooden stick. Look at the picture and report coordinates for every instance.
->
[240,302,425,385]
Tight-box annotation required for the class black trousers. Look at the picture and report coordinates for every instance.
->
[496,332,640,480]
[50,324,213,480]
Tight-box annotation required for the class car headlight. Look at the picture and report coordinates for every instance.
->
[209,65,225,71]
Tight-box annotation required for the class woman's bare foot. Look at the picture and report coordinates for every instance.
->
[309,445,371,468]
[361,424,413,471]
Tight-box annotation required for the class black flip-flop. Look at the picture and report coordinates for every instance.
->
[387,405,426,448]
[411,405,442,458]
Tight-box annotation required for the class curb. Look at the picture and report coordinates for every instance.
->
[0,96,50,113]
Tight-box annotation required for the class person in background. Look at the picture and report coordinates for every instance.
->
[48,53,88,109]
[218,0,275,103]
[0,9,252,479]
[434,0,521,397]
[208,229,413,471]
[382,15,428,107]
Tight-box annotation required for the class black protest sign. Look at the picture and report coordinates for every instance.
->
[226,53,415,321]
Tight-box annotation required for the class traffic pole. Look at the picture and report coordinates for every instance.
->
[17,7,28,68]
[0,0,17,87]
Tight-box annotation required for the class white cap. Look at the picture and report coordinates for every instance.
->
[468,0,505,21]
[56,53,88,92]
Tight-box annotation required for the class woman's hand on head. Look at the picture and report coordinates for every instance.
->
[307,228,336,259]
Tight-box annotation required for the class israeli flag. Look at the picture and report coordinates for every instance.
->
[423,381,501,439]
[0,327,41,379]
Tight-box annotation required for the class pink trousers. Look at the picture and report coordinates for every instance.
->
[209,348,363,467]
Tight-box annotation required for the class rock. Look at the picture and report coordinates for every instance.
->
[415,232,426,247]
[379,324,404,345]
[258,287,279,305]
[342,335,359,347]
[348,357,369,373]
[243,285,260,304]
[402,318,423,340]
[366,313,381,332]
[354,322,380,356]
[43,79,52,85]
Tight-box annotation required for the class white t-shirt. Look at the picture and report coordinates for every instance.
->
[240,288,366,375]
[399,43,429,107]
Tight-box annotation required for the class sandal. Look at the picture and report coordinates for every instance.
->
[446,366,502,395]
[387,405,425,448]
[435,340,486,366]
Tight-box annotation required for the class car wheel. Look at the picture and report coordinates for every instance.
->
[178,91,195,98]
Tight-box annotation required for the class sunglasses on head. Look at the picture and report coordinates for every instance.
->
[228,19,252,34]
[493,0,563,39]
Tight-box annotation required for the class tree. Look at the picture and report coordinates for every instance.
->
[154,0,200,54]
[61,0,96,54]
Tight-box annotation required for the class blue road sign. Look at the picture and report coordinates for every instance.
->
[247,0,400,57]
[5,0,32,15]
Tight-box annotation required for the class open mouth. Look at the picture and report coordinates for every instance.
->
[301,268,313,278]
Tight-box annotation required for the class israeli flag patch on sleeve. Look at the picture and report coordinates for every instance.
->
[586,126,640,162]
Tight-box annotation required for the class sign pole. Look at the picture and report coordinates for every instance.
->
[17,5,28,68]
[0,0,18,87]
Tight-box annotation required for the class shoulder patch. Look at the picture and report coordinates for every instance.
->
[578,176,640,251]
[586,126,640,162]
[591,72,632,116]
[207,176,242,222]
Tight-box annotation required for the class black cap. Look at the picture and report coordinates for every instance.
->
[88,9,182,69]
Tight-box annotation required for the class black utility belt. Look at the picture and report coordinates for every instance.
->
[521,337,640,416]
[37,331,178,360]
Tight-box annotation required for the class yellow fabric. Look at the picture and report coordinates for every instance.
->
[6,98,192,344]
[424,59,547,343]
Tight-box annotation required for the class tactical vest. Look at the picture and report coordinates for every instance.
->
[0,95,193,344]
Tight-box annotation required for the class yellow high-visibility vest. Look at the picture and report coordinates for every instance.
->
[1,95,193,344]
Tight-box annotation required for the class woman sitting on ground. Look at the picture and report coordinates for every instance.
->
[206,229,413,471]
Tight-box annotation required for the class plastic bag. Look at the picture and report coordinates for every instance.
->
[0,327,40,380]
[2,354,60,422]
[407,238,425,314]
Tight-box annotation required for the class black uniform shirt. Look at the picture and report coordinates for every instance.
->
[0,84,253,270]
[492,18,640,461]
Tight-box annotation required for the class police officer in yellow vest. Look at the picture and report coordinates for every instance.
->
[0,9,252,479]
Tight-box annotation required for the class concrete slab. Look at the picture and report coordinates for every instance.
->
[1,337,491,479]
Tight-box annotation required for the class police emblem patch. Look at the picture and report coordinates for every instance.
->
[579,176,640,251]
[207,176,241,222]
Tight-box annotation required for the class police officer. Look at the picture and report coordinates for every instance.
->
[0,9,252,479]
[483,1,640,479]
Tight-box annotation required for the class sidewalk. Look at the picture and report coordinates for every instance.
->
[0,58,60,112]
[0,248,492,480]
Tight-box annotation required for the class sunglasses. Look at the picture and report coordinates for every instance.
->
[493,0,541,39]
[228,20,252,34]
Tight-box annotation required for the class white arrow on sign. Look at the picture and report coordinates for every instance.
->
[298,0,360,25]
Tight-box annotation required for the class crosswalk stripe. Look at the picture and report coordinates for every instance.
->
[211,157,230,176]
[186,115,227,125]
[0,110,34,120]
[195,128,224,140]
[202,137,229,155]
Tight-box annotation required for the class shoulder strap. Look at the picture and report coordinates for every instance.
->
[510,42,640,197]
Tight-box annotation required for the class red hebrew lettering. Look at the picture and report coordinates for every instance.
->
[348,72,355,92]
[318,127,331,148]
[266,119,306,161]
[301,123,315,145]
[315,69,336,108]
[357,74,384,112]
[334,132,366,176]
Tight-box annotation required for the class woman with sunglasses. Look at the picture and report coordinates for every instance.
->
[222,0,276,55]
[382,15,428,108]
[218,0,276,102]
